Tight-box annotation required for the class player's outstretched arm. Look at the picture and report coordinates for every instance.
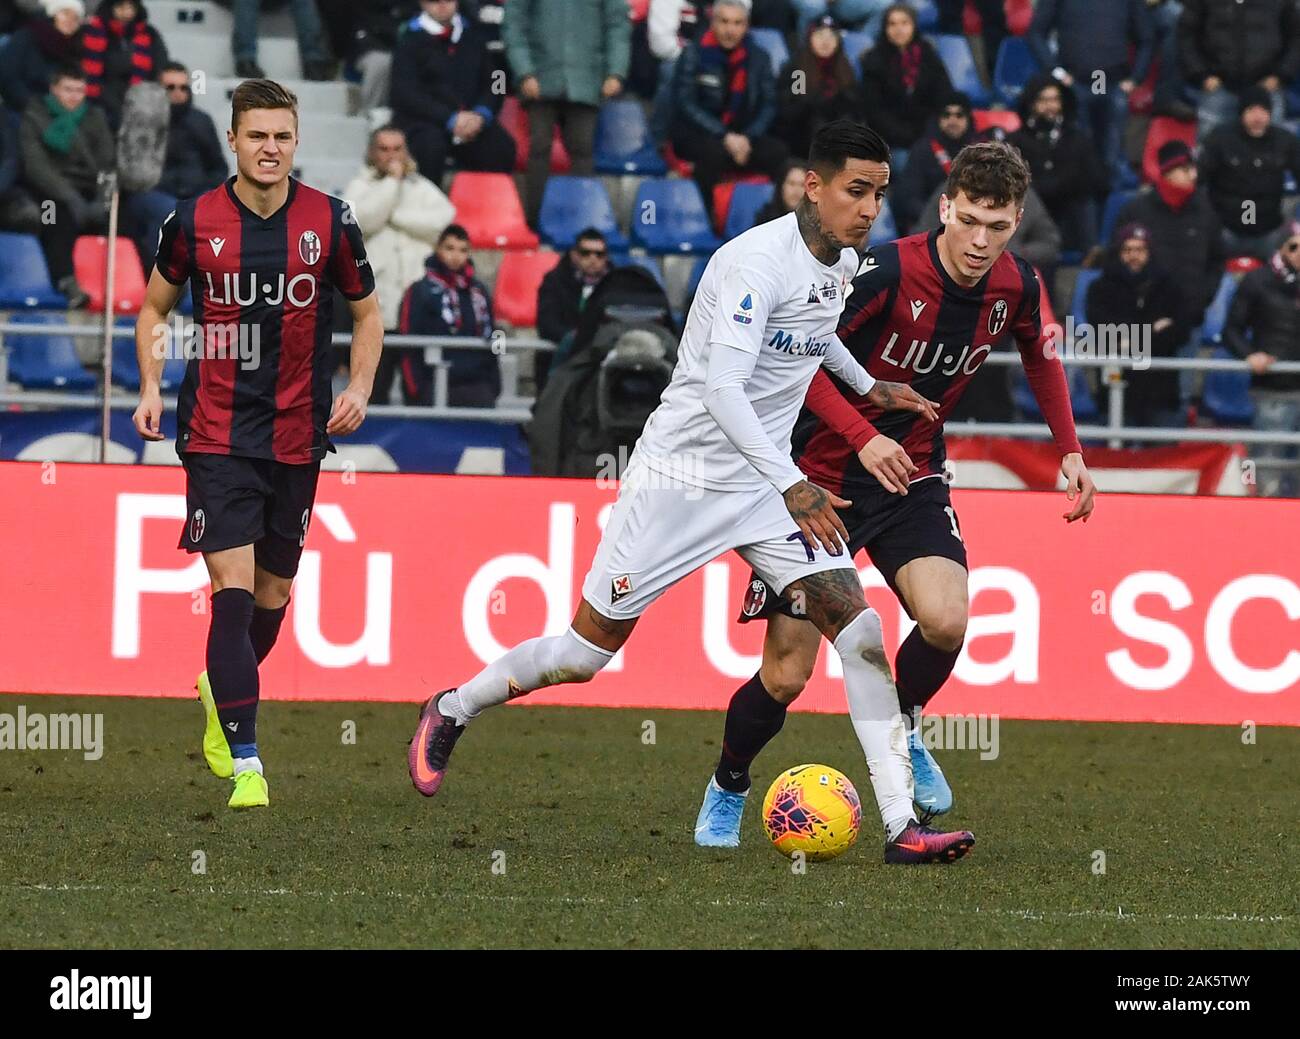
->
[328,291,383,437]
[132,268,184,441]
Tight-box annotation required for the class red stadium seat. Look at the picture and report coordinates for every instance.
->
[493,249,561,328]
[73,235,147,314]
[663,141,693,177]
[498,96,572,175]
[1142,116,1197,185]
[1004,0,1034,36]
[448,172,540,249]
[712,175,769,235]
[973,109,1021,134]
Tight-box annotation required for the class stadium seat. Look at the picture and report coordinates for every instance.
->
[492,250,560,328]
[611,252,666,288]
[1067,364,1099,422]
[913,0,939,31]
[686,254,711,302]
[111,315,187,391]
[631,179,721,254]
[1201,346,1255,425]
[498,96,572,175]
[868,199,898,246]
[749,27,788,75]
[537,176,628,250]
[0,231,65,308]
[723,181,774,240]
[73,236,147,313]
[594,100,667,175]
[3,312,96,390]
[993,36,1040,108]
[932,34,990,106]
[1099,188,1138,244]
[973,109,1021,135]
[448,172,540,249]
[1200,272,1238,345]
[1004,0,1035,35]
[842,31,873,78]
[1142,116,1196,186]
[1070,269,1102,325]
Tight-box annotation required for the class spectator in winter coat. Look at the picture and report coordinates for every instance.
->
[1086,222,1188,429]
[1198,85,1300,260]
[79,0,168,129]
[346,124,457,404]
[397,224,499,407]
[535,227,611,391]
[857,3,954,151]
[1006,73,1108,253]
[892,89,976,233]
[774,16,864,160]
[0,0,85,115]
[1223,219,1300,495]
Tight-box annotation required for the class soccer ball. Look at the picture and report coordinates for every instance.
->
[762,764,863,861]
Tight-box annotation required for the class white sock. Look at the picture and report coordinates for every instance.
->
[833,609,917,840]
[440,628,615,724]
[233,755,263,777]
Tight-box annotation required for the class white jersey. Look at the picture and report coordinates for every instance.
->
[635,212,859,492]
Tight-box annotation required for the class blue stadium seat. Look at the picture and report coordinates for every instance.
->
[913,0,939,31]
[1200,272,1237,345]
[538,176,629,251]
[992,35,1039,108]
[1070,269,1102,324]
[842,31,873,78]
[749,27,788,75]
[111,315,188,391]
[1067,364,1099,421]
[631,179,721,254]
[1099,189,1137,244]
[0,232,66,308]
[724,181,774,240]
[868,199,898,245]
[611,252,666,289]
[1201,346,1255,425]
[4,312,95,390]
[686,254,711,302]
[594,100,667,175]
[932,34,990,106]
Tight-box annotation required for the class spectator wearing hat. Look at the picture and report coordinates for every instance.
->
[1178,0,1299,138]
[669,0,788,220]
[1116,139,1225,333]
[1086,222,1188,431]
[1199,85,1300,261]
[1223,218,1300,495]
[0,0,85,114]
[1027,0,1154,182]
[774,15,863,159]
[892,89,977,233]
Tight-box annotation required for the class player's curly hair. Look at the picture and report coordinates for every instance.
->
[230,78,299,131]
[945,140,1032,209]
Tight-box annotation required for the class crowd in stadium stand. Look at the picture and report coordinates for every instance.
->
[0,0,1299,487]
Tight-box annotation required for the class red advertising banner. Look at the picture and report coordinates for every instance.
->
[1,461,1297,725]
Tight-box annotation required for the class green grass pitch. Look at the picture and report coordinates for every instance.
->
[1,694,1296,949]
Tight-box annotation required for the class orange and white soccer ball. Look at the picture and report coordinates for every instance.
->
[762,764,863,861]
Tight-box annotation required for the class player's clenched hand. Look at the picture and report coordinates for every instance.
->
[866,380,940,423]
[1061,452,1096,523]
[783,479,851,555]
[133,388,164,441]
[858,434,915,495]
[327,386,368,436]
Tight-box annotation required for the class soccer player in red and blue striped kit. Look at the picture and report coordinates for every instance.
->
[132,79,382,810]
[695,141,1098,860]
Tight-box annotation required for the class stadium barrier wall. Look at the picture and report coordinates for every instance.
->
[1,461,1297,726]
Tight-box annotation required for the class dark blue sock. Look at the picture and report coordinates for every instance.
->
[206,588,259,753]
[249,601,288,664]
[895,627,962,719]
[715,672,787,793]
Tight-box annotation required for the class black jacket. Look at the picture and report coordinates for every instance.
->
[671,31,777,138]
[1224,262,1300,391]
[0,17,83,114]
[1178,0,1300,90]
[390,16,503,130]
[398,254,500,398]
[893,119,978,232]
[537,255,604,351]
[1086,255,1187,417]
[1027,0,1155,81]
[1198,122,1300,237]
[857,37,953,150]
[774,56,863,157]
[1114,187,1226,326]
[1006,74,1108,211]
[157,100,228,200]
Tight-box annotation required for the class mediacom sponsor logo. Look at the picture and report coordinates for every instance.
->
[0,462,1296,724]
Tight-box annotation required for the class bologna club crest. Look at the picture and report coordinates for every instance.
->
[299,230,321,265]
[988,298,1008,336]
[189,508,206,543]
[742,579,768,618]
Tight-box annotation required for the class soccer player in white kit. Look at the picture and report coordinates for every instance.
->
[408,121,976,862]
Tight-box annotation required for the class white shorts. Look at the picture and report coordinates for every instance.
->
[581,459,856,619]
